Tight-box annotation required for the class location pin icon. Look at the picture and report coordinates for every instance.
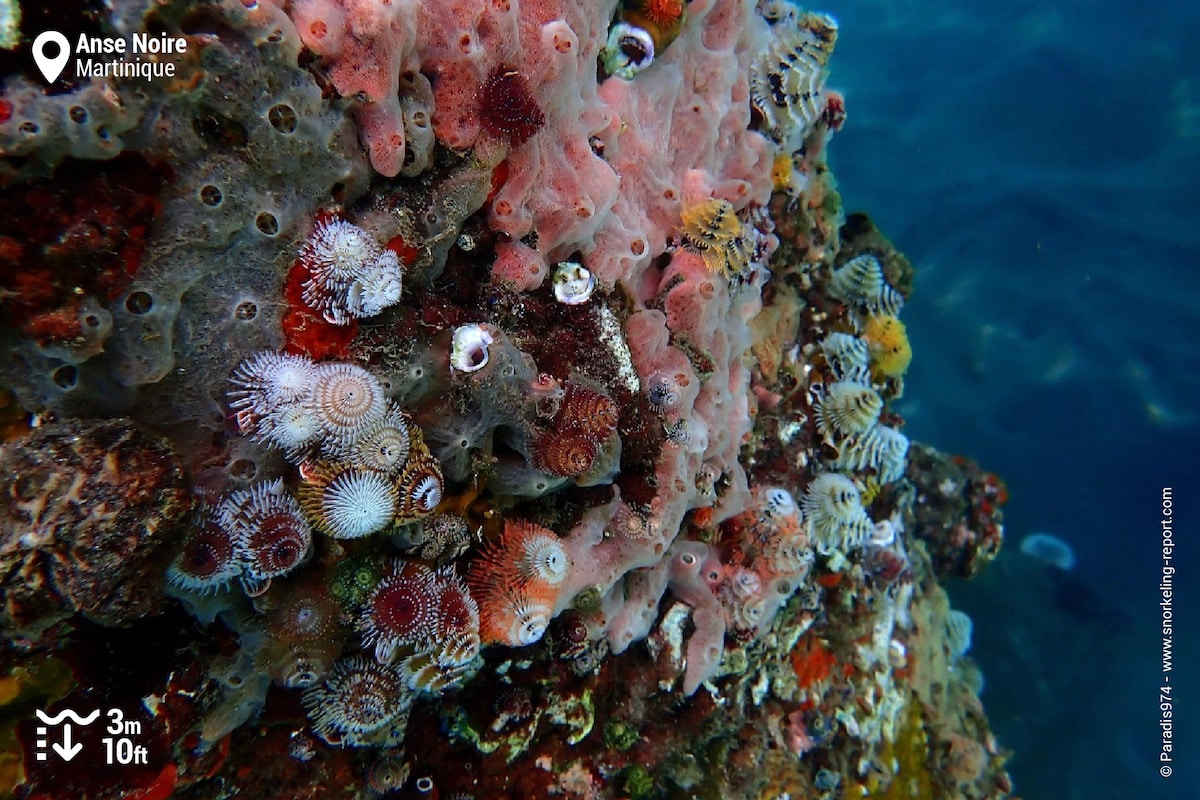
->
[32,31,71,84]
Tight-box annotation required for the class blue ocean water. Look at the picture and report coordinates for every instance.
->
[825,1,1200,797]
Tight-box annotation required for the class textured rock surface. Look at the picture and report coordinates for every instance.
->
[0,418,192,637]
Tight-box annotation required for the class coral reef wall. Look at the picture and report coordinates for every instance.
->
[0,1,1015,798]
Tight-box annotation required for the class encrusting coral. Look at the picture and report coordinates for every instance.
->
[0,1,1013,798]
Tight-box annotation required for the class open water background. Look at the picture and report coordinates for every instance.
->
[824,1,1200,797]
